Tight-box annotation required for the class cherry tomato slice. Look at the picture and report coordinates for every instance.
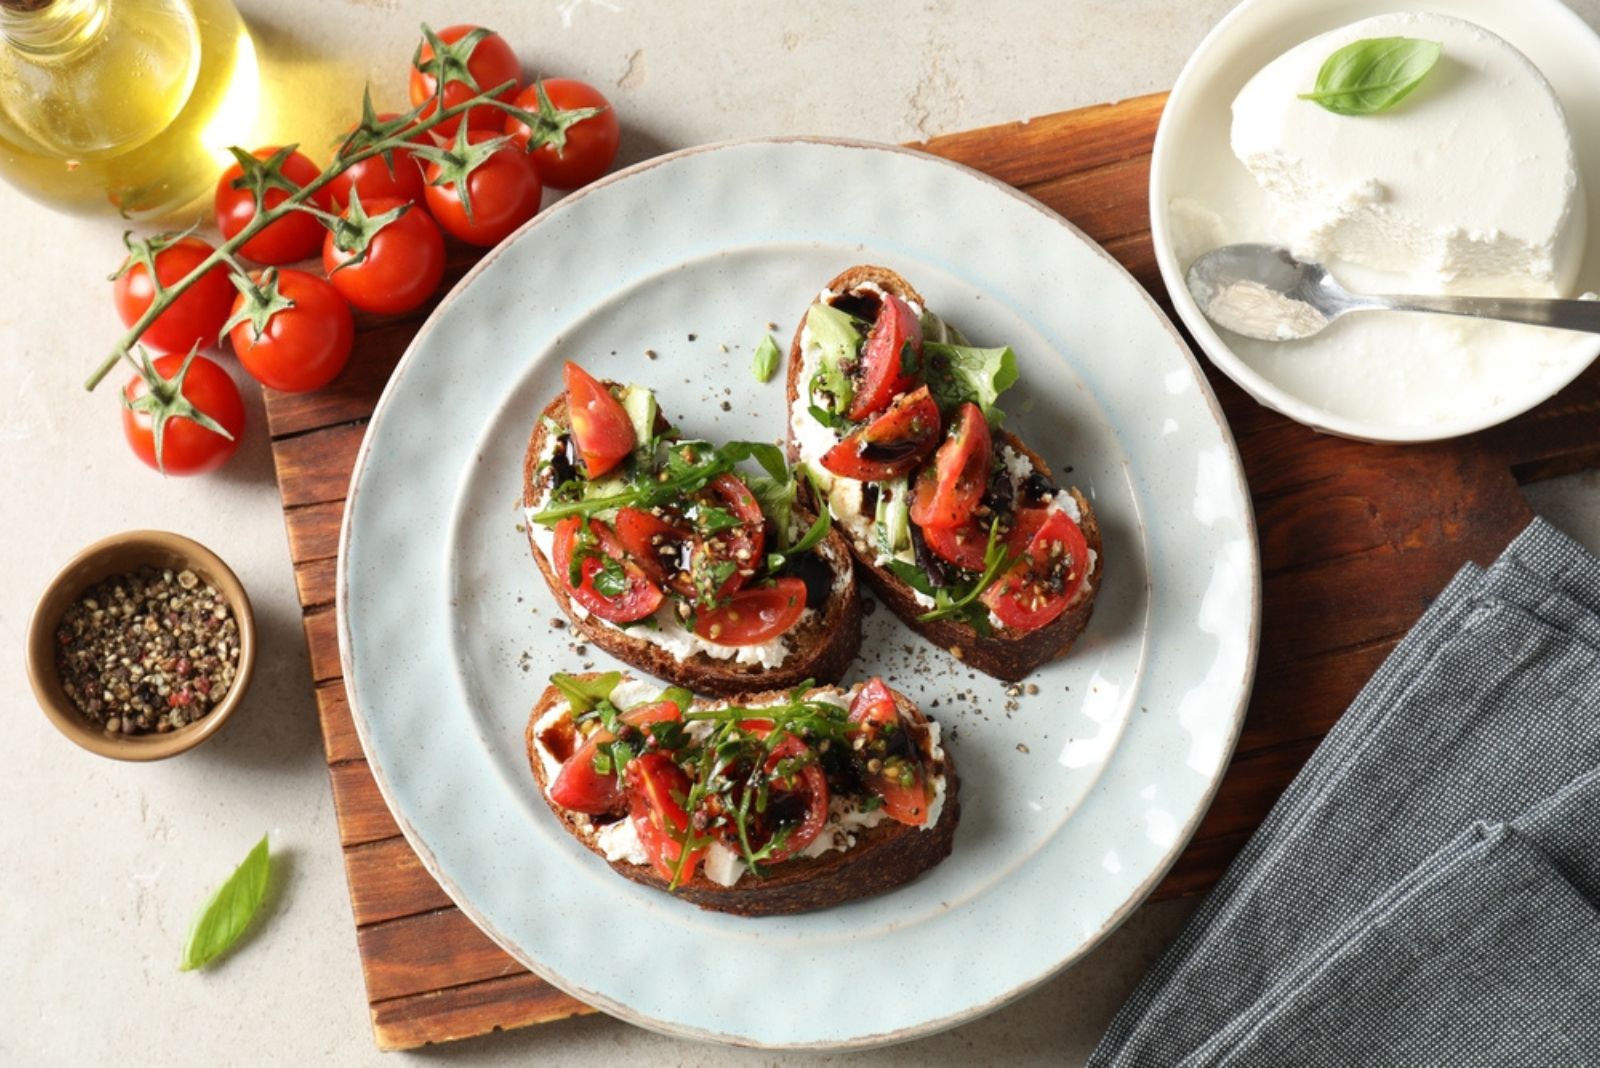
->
[821,385,942,482]
[687,473,766,604]
[551,516,663,623]
[921,518,990,571]
[562,362,635,478]
[761,733,830,862]
[847,679,932,826]
[693,578,807,646]
[846,293,923,422]
[981,508,1092,634]
[112,235,234,355]
[626,753,705,882]
[910,402,991,530]
[548,700,681,815]
[614,508,694,595]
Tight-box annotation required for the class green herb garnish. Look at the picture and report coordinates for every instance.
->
[591,555,630,598]
[179,835,270,972]
[924,341,1019,424]
[1298,37,1442,116]
[917,519,1016,625]
[552,672,622,715]
[751,335,781,383]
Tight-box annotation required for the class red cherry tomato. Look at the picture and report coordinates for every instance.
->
[408,25,522,142]
[821,385,942,482]
[227,269,354,393]
[562,362,634,478]
[504,78,621,190]
[321,198,446,316]
[326,116,428,210]
[847,679,932,826]
[910,402,991,530]
[626,753,705,882]
[921,518,990,571]
[693,578,807,646]
[847,293,923,422]
[760,733,830,862]
[548,700,681,815]
[121,353,245,476]
[423,131,543,247]
[214,146,331,265]
[981,507,1092,633]
[551,516,663,623]
[111,235,234,355]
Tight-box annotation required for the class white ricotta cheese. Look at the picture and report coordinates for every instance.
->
[1230,13,1586,298]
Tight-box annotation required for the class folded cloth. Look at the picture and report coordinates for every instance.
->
[1091,519,1600,1067]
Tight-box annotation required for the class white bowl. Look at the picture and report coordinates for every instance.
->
[1150,0,1600,442]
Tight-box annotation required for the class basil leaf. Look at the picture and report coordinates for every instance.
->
[924,342,1019,423]
[180,835,270,972]
[748,473,796,544]
[1298,37,1442,116]
[751,335,781,383]
[719,440,789,482]
[552,671,622,715]
[591,555,630,598]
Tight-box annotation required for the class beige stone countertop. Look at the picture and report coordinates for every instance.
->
[4,1,1599,1064]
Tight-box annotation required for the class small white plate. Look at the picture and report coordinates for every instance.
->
[1151,0,1600,442]
[339,138,1257,1048]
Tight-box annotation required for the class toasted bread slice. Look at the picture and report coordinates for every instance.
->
[785,266,1103,681]
[525,675,960,916]
[523,388,862,697]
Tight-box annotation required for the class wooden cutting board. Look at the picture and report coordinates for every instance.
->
[267,90,1600,1050]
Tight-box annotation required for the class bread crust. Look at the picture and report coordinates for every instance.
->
[523,390,861,697]
[524,676,960,917]
[785,266,1103,681]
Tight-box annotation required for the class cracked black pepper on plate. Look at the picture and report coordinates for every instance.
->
[54,565,241,735]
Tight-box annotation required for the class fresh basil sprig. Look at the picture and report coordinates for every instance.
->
[180,835,270,972]
[1298,37,1442,116]
[751,335,782,383]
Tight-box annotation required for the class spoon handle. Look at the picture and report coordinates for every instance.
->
[1380,294,1600,334]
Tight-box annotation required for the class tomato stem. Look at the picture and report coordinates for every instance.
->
[84,76,521,393]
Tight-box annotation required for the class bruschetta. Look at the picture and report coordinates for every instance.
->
[785,266,1102,681]
[522,363,861,696]
[525,671,959,915]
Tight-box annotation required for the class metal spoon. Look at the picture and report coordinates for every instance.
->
[1185,243,1600,342]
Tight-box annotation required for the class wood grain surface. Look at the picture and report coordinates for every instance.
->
[268,90,1597,1049]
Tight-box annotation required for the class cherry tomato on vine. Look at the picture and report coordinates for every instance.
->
[504,78,620,190]
[226,269,354,393]
[214,146,332,265]
[408,25,521,143]
[423,131,542,247]
[122,352,245,476]
[321,197,446,316]
[111,235,234,355]
[326,115,428,211]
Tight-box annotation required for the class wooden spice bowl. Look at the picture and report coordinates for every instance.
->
[26,530,257,761]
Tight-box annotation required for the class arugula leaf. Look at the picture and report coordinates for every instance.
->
[1298,37,1442,116]
[532,439,783,525]
[924,342,1019,423]
[787,508,831,557]
[591,555,629,597]
[551,671,622,715]
[180,835,270,972]
[885,558,935,598]
[807,397,848,430]
[718,440,788,482]
[751,335,781,383]
[748,471,797,543]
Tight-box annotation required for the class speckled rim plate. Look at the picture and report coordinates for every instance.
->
[338,138,1259,1049]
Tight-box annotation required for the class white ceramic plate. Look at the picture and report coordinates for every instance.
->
[338,138,1258,1048]
[1151,0,1600,442]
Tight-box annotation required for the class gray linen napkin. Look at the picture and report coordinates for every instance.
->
[1091,519,1600,1067]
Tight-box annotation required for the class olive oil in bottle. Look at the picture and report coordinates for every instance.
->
[0,0,259,218]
